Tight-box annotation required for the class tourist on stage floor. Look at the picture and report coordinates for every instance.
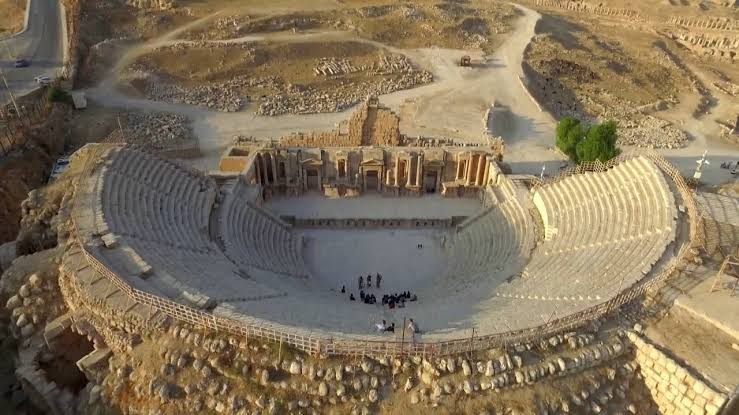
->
[408,318,419,336]
[349,293,355,301]
[376,273,382,288]
[358,275,363,290]
[360,290,365,302]
[375,320,387,332]
[385,322,395,333]
[367,274,372,287]
[341,285,345,293]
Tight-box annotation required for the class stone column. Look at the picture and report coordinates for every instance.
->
[270,153,278,183]
[435,169,441,193]
[406,159,413,187]
[476,156,485,186]
[394,155,400,186]
[317,166,322,191]
[285,153,291,184]
[465,154,473,186]
[415,154,423,187]
[254,156,262,185]
[261,154,269,185]
[482,156,490,187]
[386,169,392,186]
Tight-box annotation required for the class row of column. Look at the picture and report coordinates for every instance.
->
[463,154,489,187]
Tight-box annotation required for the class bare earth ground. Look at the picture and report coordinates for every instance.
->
[645,305,739,392]
[75,0,739,186]
[0,0,24,37]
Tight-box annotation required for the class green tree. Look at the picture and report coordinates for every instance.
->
[556,117,619,163]
[556,117,585,162]
[576,121,619,163]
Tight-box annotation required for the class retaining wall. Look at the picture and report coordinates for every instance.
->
[627,331,729,415]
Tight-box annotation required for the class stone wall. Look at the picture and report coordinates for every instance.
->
[668,16,739,32]
[534,0,643,20]
[279,98,400,148]
[626,330,729,415]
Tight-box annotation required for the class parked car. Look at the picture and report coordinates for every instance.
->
[34,76,51,85]
[14,59,29,68]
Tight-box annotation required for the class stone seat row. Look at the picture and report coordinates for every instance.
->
[446,180,534,281]
[218,182,307,277]
[107,147,215,231]
[122,236,273,307]
[535,158,676,256]
[101,169,215,251]
[108,147,212,191]
[496,157,677,301]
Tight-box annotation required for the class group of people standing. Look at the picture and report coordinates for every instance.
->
[339,273,418,309]
[358,273,381,290]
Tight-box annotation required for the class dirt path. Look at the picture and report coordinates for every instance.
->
[82,3,739,185]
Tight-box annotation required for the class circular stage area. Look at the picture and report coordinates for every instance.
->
[69,144,689,354]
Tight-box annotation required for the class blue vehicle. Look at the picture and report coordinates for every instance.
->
[14,58,29,68]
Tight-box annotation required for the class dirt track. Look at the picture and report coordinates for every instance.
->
[83,3,739,185]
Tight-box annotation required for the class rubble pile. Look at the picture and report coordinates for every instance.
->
[713,80,739,97]
[616,115,689,149]
[126,0,175,10]
[145,81,245,112]
[257,71,432,116]
[371,55,421,75]
[115,112,193,149]
[314,58,359,76]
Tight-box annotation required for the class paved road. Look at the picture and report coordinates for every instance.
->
[1,0,64,103]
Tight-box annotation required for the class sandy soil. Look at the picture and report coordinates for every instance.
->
[0,0,25,37]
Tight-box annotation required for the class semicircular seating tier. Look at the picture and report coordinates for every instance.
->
[77,146,287,310]
[496,156,677,302]
[444,177,536,288]
[215,179,308,277]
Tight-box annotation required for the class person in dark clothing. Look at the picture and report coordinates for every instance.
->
[388,298,395,309]
[385,322,395,333]
[367,274,372,287]
[382,295,388,305]
[360,290,365,301]
[358,275,363,290]
[341,285,345,293]
[376,273,382,288]
[349,293,355,301]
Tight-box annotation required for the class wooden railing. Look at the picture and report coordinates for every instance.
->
[69,145,700,357]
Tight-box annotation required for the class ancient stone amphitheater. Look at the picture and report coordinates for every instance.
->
[62,137,700,358]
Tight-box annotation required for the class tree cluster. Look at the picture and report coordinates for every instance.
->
[556,117,619,163]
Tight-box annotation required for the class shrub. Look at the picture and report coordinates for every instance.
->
[555,118,619,163]
[47,85,71,104]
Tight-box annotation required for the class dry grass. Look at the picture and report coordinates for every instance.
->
[0,0,25,36]
[131,40,423,99]
[525,13,693,110]
[182,0,521,53]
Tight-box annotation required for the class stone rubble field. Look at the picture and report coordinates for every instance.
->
[106,112,194,149]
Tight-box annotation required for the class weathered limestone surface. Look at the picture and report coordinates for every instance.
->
[627,330,729,415]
